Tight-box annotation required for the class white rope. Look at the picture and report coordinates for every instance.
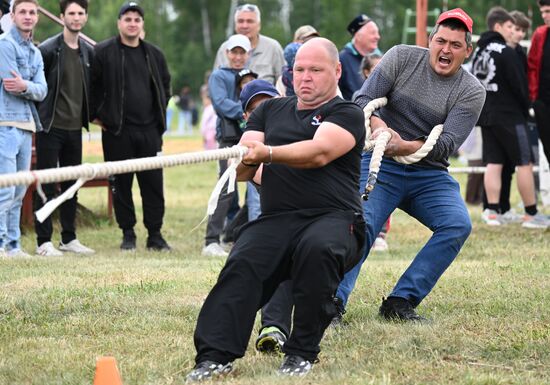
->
[361,97,444,199]
[0,146,249,222]
[363,97,444,163]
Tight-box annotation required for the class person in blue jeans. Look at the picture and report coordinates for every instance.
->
[335,8,486,322]
[0,0,47,258]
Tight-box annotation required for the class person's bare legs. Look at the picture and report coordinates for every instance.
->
[484,163,503,204]
[516,164,536,207]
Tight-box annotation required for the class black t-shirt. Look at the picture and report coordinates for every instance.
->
[122,44,157,130]
[539,33,550,104]
[246,96,365,215]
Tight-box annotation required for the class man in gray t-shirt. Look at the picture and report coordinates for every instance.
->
[335,8,486,322]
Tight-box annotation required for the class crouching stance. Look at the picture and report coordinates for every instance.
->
[186,37,366,381]
[336,8,487,322]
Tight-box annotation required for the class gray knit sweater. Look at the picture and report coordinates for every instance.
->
[355,44,486,169]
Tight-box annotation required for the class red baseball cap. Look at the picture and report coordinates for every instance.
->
[436,8,473,33]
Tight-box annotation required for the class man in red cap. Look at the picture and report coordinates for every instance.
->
[335,8,486,322]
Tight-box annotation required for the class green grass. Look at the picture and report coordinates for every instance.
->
[1,137,549,385]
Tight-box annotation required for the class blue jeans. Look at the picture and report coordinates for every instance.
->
[0,127,32,250]
[178,110,193,135]
[246,182,261,221]
[336,152,472,308]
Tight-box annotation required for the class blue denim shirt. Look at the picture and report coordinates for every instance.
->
[0,27,47,131]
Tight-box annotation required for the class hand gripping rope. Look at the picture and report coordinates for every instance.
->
[361,97,444,200]
[0,146,249,222]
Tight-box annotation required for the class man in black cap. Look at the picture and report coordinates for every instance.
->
[90,1,172,251]
[339,14,382,100]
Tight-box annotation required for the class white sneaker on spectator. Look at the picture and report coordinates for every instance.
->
[522,213,550,229]
[36,242,63,256]
[371,236,389,252]
[501,209,522,224]
[481,209,503,226]
[202,243,229,257]
[7,248,32,258]
[59,239,95,254]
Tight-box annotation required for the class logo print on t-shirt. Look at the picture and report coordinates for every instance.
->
[311,114,322,126]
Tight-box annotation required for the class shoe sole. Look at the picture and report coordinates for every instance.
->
[256,336,283,354]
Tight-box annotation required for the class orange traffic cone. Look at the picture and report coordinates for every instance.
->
[93,356,123,385]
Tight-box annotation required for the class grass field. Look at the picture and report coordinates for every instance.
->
[1,135,549,385]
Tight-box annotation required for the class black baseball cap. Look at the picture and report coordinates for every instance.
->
[119,2,144,19]
[347,14,372,36]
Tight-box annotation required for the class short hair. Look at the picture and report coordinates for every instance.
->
[510,10,531,31]
[360,53,382,77]
[234,3,260,23]
[538,0,550,7]
[60,0,88,14]
[429,19,472,48]
[486,6,514,31]
[12,0,39,12]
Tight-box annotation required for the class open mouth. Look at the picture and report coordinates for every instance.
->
[438,56,451,66]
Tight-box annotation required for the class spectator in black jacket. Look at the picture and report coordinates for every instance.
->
[90,2,173,250]
[472,7,549,229]
[34,0,95,257]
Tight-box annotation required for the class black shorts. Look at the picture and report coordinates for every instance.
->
[481,123,533,166]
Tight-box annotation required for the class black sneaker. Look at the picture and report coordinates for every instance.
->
[278,355,313,377]
[120,229,136,251]
[329,296,346,327]
[185,360,233,382]
[146,233,171,251]
[255,326,286,354]
[379,296,428,322]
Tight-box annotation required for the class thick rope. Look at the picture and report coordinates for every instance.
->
[0,146,248,188]
[0,146,248,222]
[361,97,444,199]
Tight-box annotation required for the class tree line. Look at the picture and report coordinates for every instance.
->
[32,0,545,97]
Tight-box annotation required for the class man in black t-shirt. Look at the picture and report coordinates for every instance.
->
[186,38,366,382]
[90,2,172,251]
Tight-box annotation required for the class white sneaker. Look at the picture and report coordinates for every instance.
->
[59,239,95,254]
[522,213,550,229]
[7,248,32,258]
[481,209,503,226]
[36,242,63,256]
[501,209,522,224]
[202,243,229,257]
[371,236,389,252]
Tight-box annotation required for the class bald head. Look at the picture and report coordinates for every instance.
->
[296,37,340,66]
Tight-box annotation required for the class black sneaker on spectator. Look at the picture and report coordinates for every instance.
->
[379,296,428,323]
[185,360,233,382]
[278,355,313,377]
[120,229,136,251]
[146,233,171,251]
